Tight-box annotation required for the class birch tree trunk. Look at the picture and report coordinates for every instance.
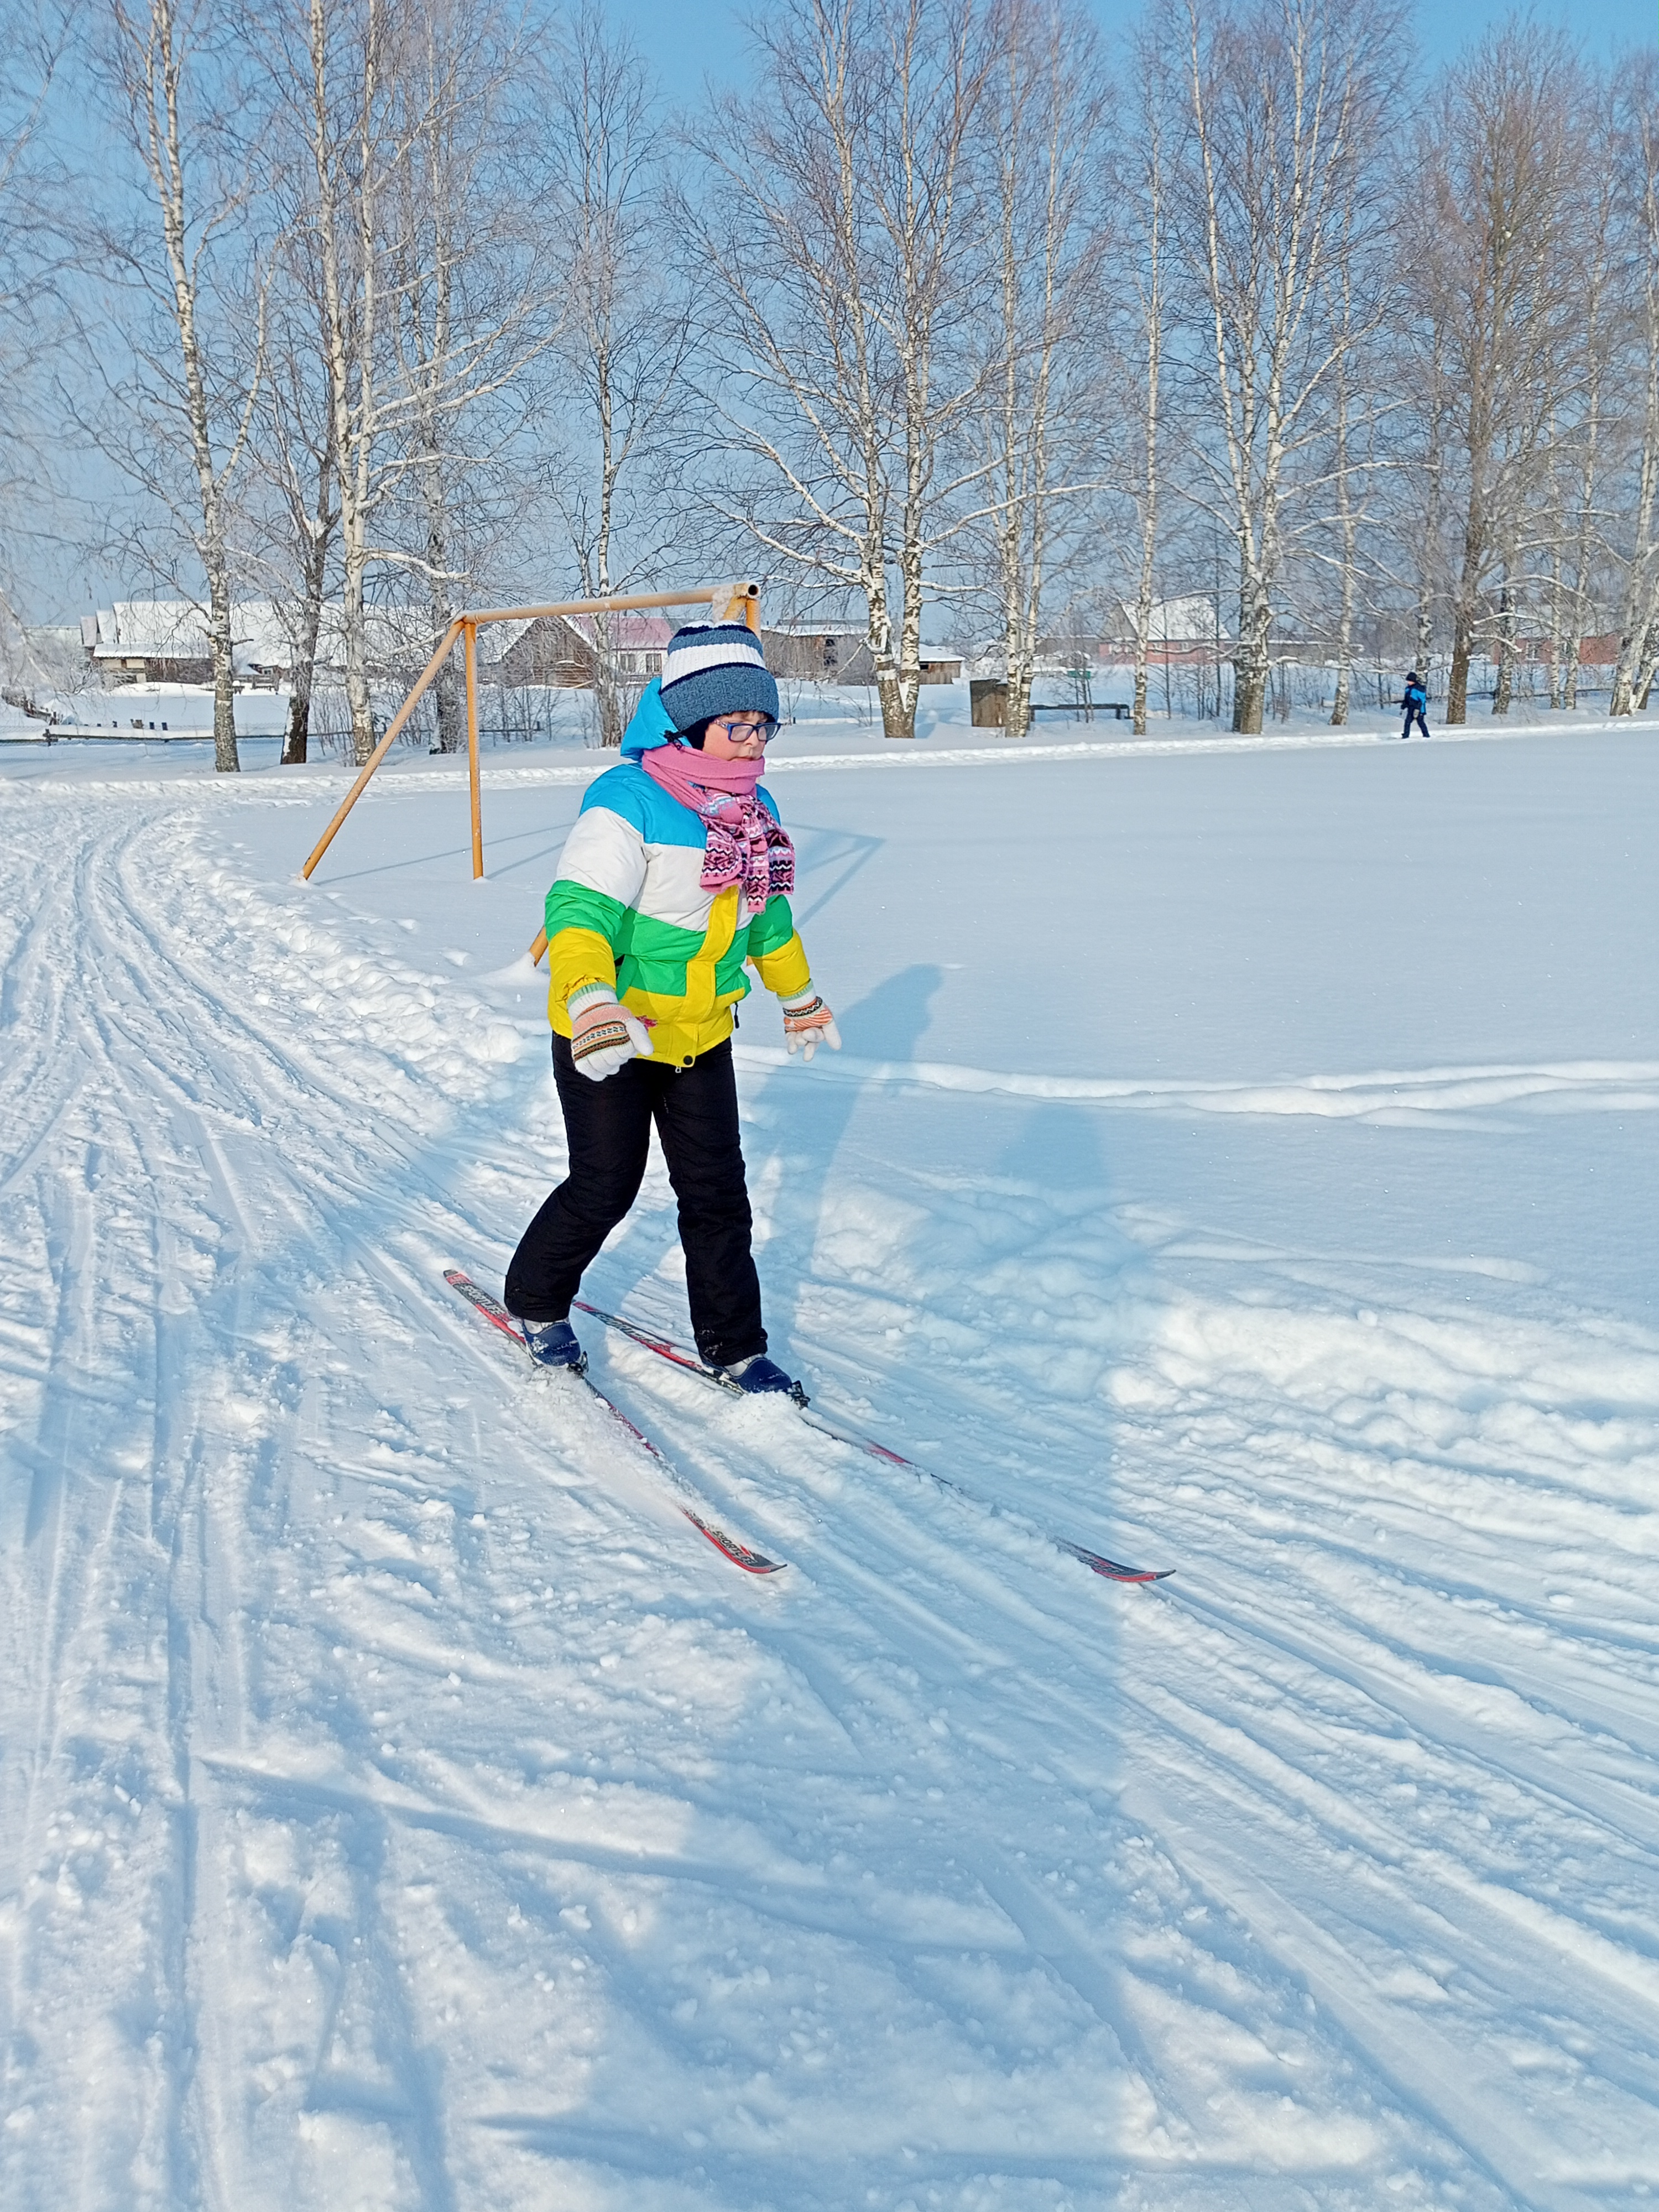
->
[301,0,381,765]
[1416,27,1582,726]
[1328,200,1359,728]
[1554,88,1618,713]
[1491,570,1515,714]
[397,12,463,754]
[1127,74,1163,740]
[1412,330,1446,682]
[107,0,267,773]
[1638,620,1659,710]
[281,440,332,763]
[1168,0,1399,738]
[982,1,1108,742]
[1329,384,1355,726]
[1546,531,1566,711]
[1611,64,1659,719]
[252,213,341,770]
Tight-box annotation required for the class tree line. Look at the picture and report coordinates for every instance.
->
[1,0,1655,767]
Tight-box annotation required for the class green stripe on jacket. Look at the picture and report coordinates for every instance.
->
[545,879,799,1004]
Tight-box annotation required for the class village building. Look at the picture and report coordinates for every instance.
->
[492,611,672,687]
[761,622,963,686]
[78,599,500,690]
[81,602,293,686]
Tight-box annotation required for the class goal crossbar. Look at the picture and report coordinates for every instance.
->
[298,584,761,923]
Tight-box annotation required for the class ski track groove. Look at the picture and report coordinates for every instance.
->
[592,1307,1659,1898]
[421,1119,1659,2203]
[559,1317,1659,2198]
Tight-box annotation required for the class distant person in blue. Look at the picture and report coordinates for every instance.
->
[1400,670,1430,740]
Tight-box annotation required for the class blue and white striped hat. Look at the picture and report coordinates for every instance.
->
[658,622,779,733]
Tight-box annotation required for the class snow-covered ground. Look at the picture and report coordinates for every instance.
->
[2,707,1657,2211]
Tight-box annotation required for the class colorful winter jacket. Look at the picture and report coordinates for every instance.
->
[542,681,812,1067]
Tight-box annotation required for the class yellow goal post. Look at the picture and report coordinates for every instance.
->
[299,583,762,975]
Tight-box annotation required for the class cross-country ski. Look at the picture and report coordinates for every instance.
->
[572,1296,1174,1584]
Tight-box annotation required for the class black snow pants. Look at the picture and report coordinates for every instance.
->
[1401,703,1429,739]
[504,1035,765,1369]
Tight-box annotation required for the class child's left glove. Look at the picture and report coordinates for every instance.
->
[781,989,841,1062]
[568,985,653,1081]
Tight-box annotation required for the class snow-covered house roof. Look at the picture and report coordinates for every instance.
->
[85,601,298,678]
[82,598,527,682]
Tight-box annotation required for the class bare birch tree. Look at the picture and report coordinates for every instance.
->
[691,0,995,741]
[971,0,1110,739]
[384,0,552,752]
[1410,330,1451,680]
[96,0,269,773]
[1325,275,1359,724]
[1119,28,1167,738]
[1317,133,1388,729]
[389,3,467,754]
[270,0,553,766]
[1554,107,1618,713]
[541,4,693,746]
[251,219,338,765]
[1162,0,1402,735]
[292,0,395,765]
[1610,54,1659,718]
[1408,27,1584,724]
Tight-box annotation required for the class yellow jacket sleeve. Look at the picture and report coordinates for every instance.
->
[750,927,812,1001]
[545,924,618,1036]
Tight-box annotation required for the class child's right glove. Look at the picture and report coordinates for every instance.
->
[781,989,842,1062]
[568,986,653,1082]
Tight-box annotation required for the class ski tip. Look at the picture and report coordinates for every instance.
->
[1061,1541,1174,1584]
[682,1509,788,1575]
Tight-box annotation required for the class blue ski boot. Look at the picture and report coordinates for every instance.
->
[721,1352,807,1404]
[521,1317,585,1371]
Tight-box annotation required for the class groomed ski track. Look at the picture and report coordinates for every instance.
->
[2,729,1658,2210]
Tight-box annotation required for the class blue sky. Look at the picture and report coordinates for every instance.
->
[612,0,1655,97]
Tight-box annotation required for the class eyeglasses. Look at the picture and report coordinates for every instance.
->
[713,716,778,744]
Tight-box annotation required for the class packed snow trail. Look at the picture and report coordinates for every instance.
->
[1,726,1657,2211]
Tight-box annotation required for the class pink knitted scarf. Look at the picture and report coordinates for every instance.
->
[640,740,795,912]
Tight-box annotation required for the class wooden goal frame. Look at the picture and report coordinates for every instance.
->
[299,583,761,916]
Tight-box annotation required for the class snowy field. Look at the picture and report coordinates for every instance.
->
[2,709,1658,2211]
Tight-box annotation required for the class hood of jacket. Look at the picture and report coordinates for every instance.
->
[620,679,679,759]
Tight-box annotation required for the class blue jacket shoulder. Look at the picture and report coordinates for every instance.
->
[577,760,705,847]
[578,757,784,834]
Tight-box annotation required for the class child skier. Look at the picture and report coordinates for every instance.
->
[504,622,839,1392]
[1400,670,1430,740]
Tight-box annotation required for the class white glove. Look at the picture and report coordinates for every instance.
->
[781,989,842,1063]
[569,988,653,1082]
